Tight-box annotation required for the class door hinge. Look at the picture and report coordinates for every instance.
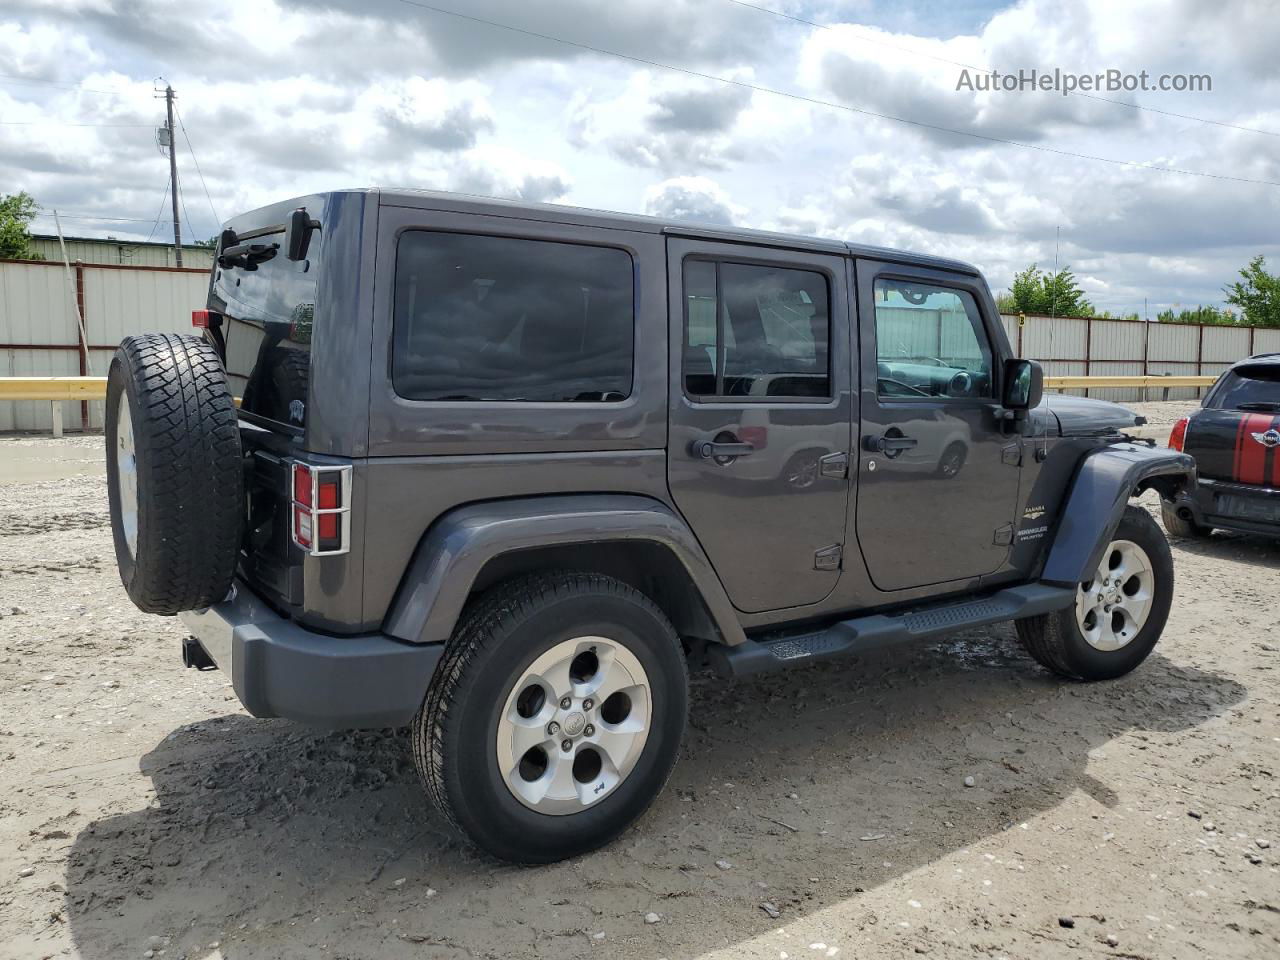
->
[1001,443,1022,466]
[992,523,1014,546]
[814,544,843,571]
[819,451,849,479]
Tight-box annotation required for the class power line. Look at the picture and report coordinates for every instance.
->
[146,175,173,243]
[0,120,153,127]
[177,171,201,245]
[720,0,1280,139]
[174,105,220,225]
[33,211,177,223]
[0,74,135,98]
[392,0,1280,188]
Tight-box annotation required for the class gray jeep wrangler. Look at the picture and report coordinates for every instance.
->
[104,189,1192,863]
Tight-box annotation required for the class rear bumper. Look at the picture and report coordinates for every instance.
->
[179,580,444,729]
[1173,478,1280,537]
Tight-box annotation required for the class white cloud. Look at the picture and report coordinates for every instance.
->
[643,176,743,225]
[1,0,1277,313]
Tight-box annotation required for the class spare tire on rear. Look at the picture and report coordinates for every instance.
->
[105,334,243,614]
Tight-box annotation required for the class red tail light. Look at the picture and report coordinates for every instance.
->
[1168,416,1190,452]
[192,309,214,328]
[290,462,351,555]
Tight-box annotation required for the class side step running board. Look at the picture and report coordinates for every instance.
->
[708,583,1074,678]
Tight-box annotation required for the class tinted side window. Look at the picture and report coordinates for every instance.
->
[683,259,830,399]
[872,279,993,399]
[393,232,634,402]
[1208,365,1280,409]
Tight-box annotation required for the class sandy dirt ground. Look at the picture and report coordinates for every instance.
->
[1,408,1277,960]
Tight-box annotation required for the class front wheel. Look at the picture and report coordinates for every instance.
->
[412,572,688,863]
[1015,505,1173,680]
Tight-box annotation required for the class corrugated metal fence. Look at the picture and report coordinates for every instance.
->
[998,313,1280,401]
[0,258,207,431]
[4,255,1280,431]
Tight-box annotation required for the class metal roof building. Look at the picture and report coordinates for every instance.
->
[28,234,215,270]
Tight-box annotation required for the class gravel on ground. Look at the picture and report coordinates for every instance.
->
[1,417,1276,960]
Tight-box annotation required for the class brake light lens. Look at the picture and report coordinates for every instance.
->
[290,462,351,555]
[191,309,214,328]
[1168,416,1190,452]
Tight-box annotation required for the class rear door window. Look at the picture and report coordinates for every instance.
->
[392,232,634,402]
[682,259,831,400]
[213,232,319,429]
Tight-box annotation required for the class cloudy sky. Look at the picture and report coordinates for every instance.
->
[3,0,1278,315]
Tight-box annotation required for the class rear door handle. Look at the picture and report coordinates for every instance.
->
[863,434,918,454]
[692,439,755,460]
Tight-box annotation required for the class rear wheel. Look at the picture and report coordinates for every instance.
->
[412,572,688,863]
[105,334,242,615]
[1160,501,1212,539]
[1016,505,1173,680]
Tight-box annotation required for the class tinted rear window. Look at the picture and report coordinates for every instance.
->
[1209,364,1280,409]
[212,232,319,429]
[392,232,634,402]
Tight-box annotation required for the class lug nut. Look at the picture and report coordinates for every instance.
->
[584,724,595,737]
[582,698,594,711]
[561,739,573,752]
[560,696,572,710]
[547,721,560,735]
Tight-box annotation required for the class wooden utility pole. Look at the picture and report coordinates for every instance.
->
[163,84,183,267]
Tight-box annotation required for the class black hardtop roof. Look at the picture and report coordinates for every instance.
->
[1237,352,1280,367]
[298,187,980,276]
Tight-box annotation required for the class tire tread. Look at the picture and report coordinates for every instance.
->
[107,334,242,614]
[410,571,685,854]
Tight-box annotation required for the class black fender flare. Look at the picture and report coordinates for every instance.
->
[1040,443,1194,587]
[381,494,747,647]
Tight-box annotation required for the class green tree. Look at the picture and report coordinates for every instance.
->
[0,191,42,260]
[1224,255,1280,328]
[1002,263,1095,317]
[1155,305,1241,326]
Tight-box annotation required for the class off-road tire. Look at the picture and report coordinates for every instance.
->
[1159,501,1212,539]
[1015,505,1173,681]
[105,334,242,615]
[411,572,688,863]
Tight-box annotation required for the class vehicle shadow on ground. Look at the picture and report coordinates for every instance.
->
[1168,528,1280,570]
[63,631,1244,960]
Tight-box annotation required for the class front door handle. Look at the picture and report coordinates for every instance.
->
[692,438,755,460]
[863,433,918,455]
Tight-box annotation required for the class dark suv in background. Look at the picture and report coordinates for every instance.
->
[104,189,1191,862]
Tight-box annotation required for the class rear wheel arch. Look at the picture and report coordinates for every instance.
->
[380,495,748,649]
[469,540,723,647]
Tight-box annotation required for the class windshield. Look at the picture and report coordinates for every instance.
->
[1208,364,1280,410]
[210,229,320,429]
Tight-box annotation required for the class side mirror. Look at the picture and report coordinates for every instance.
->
[1003,358,1043,411]
[284,208,319,262]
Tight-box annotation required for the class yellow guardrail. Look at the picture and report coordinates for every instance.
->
[1045,375,1216,389]
[0,377,108,437]
[0,376,109,401]
[0,374,1217,437]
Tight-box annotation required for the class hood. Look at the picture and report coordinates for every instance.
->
[1038,394,1143,437]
